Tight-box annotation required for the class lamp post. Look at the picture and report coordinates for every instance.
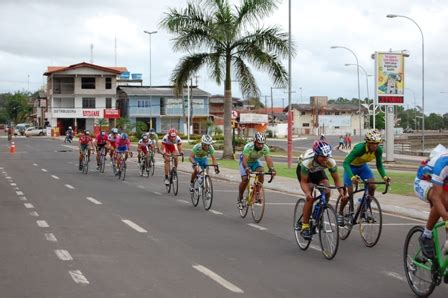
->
[405,88,417,131]
[331,46,362,141]
[143,30,157,87]
[346,63,371,128]
[387,14,424,152]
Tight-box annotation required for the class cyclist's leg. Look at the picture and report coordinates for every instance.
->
[96,146,101,165]
[357,164,375,196]
[238,158,249,202]
[339,167,355,213]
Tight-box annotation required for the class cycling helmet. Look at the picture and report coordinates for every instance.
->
[68,126,72,130]
[142,135,148,140]
[429,144,448,160]
[168,128,177,137]
[100,131,106,136]
[85,130,90,135]
[149,128,156,134]
[201,134,213,145]
[312,140,332,157]
[365,129,382,143]
[121,133,128,139]
[254,132,266,144]
[111,128,118,134]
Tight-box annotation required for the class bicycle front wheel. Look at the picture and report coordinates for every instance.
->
[82,155,89,174]
[100,154,106,173]
[293,198,311,250]
[359,196,382,247]
[335,196,353,240]
[251,184,265,223]
[149,156,155,176]
[318,205,339,260]
[172,169,178,196]
[403,226,436,297]
[190,178,200,207]
[238,187,249,218]
[202,175,213,210]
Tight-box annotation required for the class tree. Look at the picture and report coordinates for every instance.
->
[5,91,32,123]
[160,0,292,159]
[242,96,265,109]
[426,113,443,130]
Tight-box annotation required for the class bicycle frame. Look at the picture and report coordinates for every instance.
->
[349,180,389,225]
[415,221,448,275]
[244,172,274,206]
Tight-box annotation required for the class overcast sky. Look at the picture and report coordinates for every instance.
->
[1,0,447,114]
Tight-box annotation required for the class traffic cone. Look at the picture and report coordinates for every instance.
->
[9,142,16,153]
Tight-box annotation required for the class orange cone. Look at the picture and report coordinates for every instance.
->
[9,142,16,153]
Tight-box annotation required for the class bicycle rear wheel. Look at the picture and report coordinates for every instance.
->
[172,169,178,196]
[139,158,145,177]
[100,154,106,173]
[149,156,155,176]
[82,154,89,174]
[251,183,265,223]
[238,187,249,218]
[403,226,436,297]
[293,198,311,250]
[318,205,339,260]
[190,178,200,207]
[145,158,150,178]
[335,196,353,240]
[359,196,382,247]
[202,175,213,210]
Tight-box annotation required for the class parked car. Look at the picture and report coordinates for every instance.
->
[14,123,31,136]
[25,126,46,137]
[403,127,414,133]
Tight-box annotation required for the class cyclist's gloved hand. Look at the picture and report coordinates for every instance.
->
[192,163,197,169]
[245,167,251,176]
[215,166,220,174]
[351,175,360,185]
[269,168,276,176]
[383,176,391,183]
[305,193,313,202]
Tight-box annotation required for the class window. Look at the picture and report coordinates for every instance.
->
[81,77,96,89]
[105,77,112,89]
[82,97,96,108]
[301,111,306,115]
[53,77,74,94]
[335,112,340,115]
[302,123,310,127]
[106,98,112,109]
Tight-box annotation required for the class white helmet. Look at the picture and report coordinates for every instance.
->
[429,144,448,160]
[365,129,382,143]
[68,126,72,130]
[111,128,118,134]
[254,132,266,144]
[201,134,213,145]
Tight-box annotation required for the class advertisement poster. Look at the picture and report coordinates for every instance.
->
[376,52,405,105]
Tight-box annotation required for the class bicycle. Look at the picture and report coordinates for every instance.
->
[116,151,128,181]
[139,149,156,177]
[404,221,448,297]
[162,153,184,196]
[237,171,274,223]
[80,148,91,175]
[294,185,340,260]
[191,164,219,210]
[97,146,107,173]
[335,180,389,247]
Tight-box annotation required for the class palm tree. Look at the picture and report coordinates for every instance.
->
[160,0,293,159]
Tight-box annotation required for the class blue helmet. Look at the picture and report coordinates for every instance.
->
[312,140,332,157]
[121,133,128,140]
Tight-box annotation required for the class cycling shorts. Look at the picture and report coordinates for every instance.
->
[194,157,208,170]
[343,163,374,187]
[80,144,89,153]
[414,178,431,203]
[163,143,176,154]
[116,145,128,153]
[239,154,262,177]
[296,164,328,184]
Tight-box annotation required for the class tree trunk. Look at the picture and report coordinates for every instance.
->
[222,53,234,159]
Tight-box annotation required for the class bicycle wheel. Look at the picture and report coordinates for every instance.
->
[293,199,311,250]
[359,196,382,247]
[403,226,436,297]
[100,153,106,173]
[238,186,249,218]
[120,161,126,181]
[335,196,353,240]
[251,183,265,223]
[172,169,178,196]
[318,205,339,260]
[149,156,155,176]
[190,178,200,207]
[82,154,89,174]
[202,175,213,210]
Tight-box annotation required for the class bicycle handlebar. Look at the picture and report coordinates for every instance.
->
[247,171,275,183]
[314,184,344,191]
[354,180,390,195]
[160,152,184,162]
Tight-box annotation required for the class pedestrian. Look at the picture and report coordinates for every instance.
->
[347,134,352,149]
[337,135,344,150]
[343,134,348,149]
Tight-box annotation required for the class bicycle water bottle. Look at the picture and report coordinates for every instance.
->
[312,201,321,220]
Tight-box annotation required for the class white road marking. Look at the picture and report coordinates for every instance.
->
[55,249,73,261]
[44,233,58,242]
[154,192,162,195]
[209,210,223,215]
[51,175,60,180]
[65,184,75,189]
[192,265,244,293]
[33,163,38,166]
[266,202,296,205]
[41,168,48,172]
[62,144,78,150]
[384,271,406,282]
[69,270,90,285]
[176,199,189,204]
[122,219,148,233]
[19,196,27,201]
[248,223,267,231]
[86,197,102,205]
[24,203,34,209]
[16,190,24,196]
[36,220,49,228]
[29,211,39,217]
[10,183,16,186]
[6,176,12,179]
[137,185,145,189]
[0,167,3,169]
[382,223,420,226]
[15,187,19,190]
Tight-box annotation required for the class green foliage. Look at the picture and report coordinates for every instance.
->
[135,121,148,136]
[213,126,223,138]
[116,117,134,134]
[4,91,32,123]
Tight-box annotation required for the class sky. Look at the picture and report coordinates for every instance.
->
[0,0,447,115]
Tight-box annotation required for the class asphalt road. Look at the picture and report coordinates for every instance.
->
[0,137,446,297]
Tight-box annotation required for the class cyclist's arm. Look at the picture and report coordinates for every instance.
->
[431,184,448,221]
[177,143,183,154]
[329,167,344,191]
[375,146,387,178]
[265,155,274,171]
[241,155,249,171]
[299,167,312,198]
[343,144,364,179]
[211,154,218,166]
[189,151,196,164]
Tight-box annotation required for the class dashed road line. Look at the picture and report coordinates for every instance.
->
[41,169,48,172]
[33,163,38,166]
[44,233,58,242]
[65,184,75,190]
[29,211,39,217]
[209,210,223,215]
[24,203,34,209]
[176,199,189,204]
[86,197,102,205]
[266,202,296,205]
[10,183,16,186]
[122,219,148,233]
[192,265,244,293]
[19,196,27,201]
[16,190,24,196]
[248,223,267,231]
[51,175,60,180]
[6,176,12,179]
[69,270,90,285]
[55,249,73,261]
[384,271,406,282]
[154,192,162,195]
[36,220,49,228]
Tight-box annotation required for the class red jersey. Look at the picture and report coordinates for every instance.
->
[96,134,108,145]
[79,135,92,145]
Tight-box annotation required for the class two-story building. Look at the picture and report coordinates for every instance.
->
[208,95,243,128]
[44,62,125,133]
[117,86,210,134]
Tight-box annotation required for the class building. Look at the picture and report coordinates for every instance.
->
[117,86,211,134]
[209,95,243,127]
[286,96,367,136]
[44,62,125,133]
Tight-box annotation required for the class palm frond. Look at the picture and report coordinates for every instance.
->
[235,0,279,28]
[233,56,260,98]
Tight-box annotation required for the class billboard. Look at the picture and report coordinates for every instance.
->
[51,108,104,118]
[318,115,352,127]
[239,113,268,124]
[376,52,405,105]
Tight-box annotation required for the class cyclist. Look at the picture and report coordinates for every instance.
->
[65,126,74,143]
[78,130,94,171]
[297,140,346,240]
[338,129,390,221]
[146,128,160,152]
[137,134,154,165]
[107,128,119,160]
[414,144,448,258]
[114,132,131,173]
[161,128,183,185]
[238,132,276,207]
[189,135,219,192]
[95,130,108,169]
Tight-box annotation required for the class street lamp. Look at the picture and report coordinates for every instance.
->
[331,46,362,141]
[143,30,158,87]
[405,88,417,130]
[345,63,372,128]
[387,14,425,152]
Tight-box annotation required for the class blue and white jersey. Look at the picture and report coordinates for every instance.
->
[431,153,448,186]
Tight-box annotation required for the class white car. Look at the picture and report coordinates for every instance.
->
[25,127,46,137]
